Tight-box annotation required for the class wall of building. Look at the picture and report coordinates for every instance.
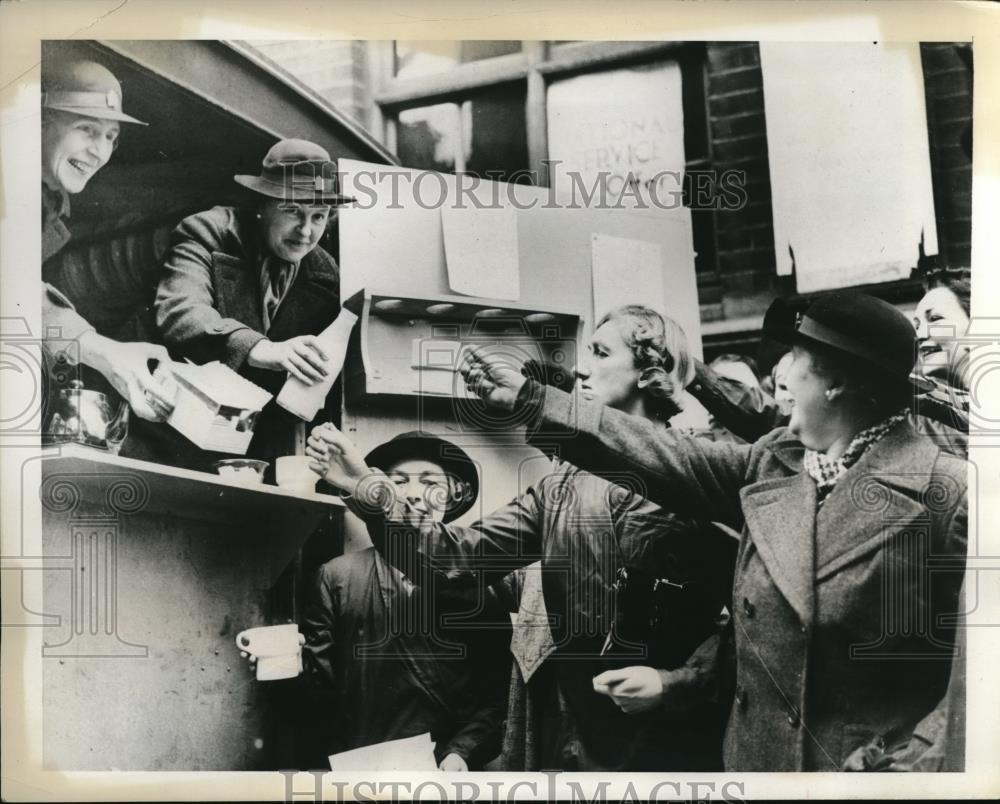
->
[250,40,371,126]
[252,39,974,359]
[921,42,974,271]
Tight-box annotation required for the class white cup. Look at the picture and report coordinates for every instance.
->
[276,455,318,494]
[235,624,303,681]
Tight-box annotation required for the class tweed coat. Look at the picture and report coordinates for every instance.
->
[42,184,94,347]
[155,205,340,384]
[152,205,340,466]
[523,385,968,771]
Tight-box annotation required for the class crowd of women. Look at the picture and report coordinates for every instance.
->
[42,56,972,773]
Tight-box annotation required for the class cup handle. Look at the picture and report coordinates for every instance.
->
[235,630,252,653]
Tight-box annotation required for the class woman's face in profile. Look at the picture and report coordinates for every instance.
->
[913,287,971,387]
[574,322,643,413]
[771,352,795,416]
[784,345,835,451]
[259,199,331,263]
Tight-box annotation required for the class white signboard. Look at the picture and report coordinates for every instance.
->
[760,42,939,292]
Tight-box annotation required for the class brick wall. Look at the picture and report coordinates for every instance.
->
[248,39,974,333]
[250,40,371,126]
[702,43,778,323]
[920,43,973,270]
[699,41,974,361]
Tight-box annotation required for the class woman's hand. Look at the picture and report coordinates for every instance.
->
[306,423,374,495]
[79,332,176,422]
[438,753,469,772]
[460,346,527,412]
[248,335,329,384]
[592,666,669,714]
[239,632,305,680]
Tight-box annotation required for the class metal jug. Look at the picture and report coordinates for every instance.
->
[47,380,130,454]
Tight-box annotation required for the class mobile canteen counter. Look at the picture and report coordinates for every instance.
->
[36,39,394,771]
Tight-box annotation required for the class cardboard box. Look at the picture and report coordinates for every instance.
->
[166,362,273,454]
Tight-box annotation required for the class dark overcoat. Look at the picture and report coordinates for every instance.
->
[301,547,509,768]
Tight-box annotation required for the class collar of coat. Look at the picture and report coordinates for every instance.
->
[742,419,949,626]
[42,181,70,223]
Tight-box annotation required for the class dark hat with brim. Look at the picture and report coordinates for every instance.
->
[42,59,147,125]
[234,138,356,205]
[364,432,479,523]
[763,292,934,394]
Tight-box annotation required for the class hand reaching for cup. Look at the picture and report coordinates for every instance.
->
[306,423,375,495]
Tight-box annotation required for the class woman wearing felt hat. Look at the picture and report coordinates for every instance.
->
[294,432,511,771]
[153,138,355,467]
[41,59,176,424]
[377,291,968,772]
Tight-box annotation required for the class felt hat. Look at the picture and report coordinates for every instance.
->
[42,60,147,125]
[763,292,933,394]
[234,138,356,204]
[364,432,479,523]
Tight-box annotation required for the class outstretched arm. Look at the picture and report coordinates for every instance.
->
[306,423,545,584]
[43,284,175,422]
[459,346,752,527]
[155,210,266,369]
[687,359,787,442]
[524,382,750,527]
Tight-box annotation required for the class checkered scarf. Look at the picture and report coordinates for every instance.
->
[802,410,909,504]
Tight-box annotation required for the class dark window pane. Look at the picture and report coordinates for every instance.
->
[464,83,529,182]
[396,102,461,173]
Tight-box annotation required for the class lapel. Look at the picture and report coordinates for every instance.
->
[740,456,817,626]
[814,422,940,580]
[211,251,265,332]
[509,564,556,681]
[267,249,340,337]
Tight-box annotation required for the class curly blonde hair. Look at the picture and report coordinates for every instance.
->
[596,305,694,421]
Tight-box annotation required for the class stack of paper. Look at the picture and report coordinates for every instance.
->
[328,732,438,772]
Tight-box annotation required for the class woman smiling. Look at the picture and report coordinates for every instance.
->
[450,291,968,772]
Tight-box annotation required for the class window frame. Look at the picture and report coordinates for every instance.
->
[369,39,718,282]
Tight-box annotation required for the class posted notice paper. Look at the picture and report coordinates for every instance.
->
[591,233,665,320]
[442,204,520,301]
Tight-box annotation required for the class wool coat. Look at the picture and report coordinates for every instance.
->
[522,386,968,771]
[152,205,340,467]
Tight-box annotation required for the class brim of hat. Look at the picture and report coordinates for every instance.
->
[760,297,809,344]
[233,175,356,205]
[45,105,148,125]
[364,436,479,523]
[762,297,933,395]
[779,328,935,396]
